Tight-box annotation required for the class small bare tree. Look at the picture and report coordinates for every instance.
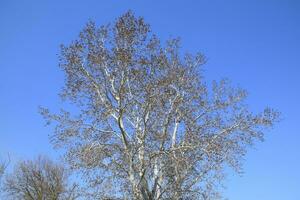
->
[0,161,6,180]
[0,155,9,184]
[40,11,279,199]
[3,156,78,200]
[0,163,6,190]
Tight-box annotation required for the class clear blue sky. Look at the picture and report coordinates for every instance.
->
[1,0,299,199]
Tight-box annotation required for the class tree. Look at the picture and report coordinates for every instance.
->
[3,156,78,200]
[0,155,9,184]
[0,161,6,180]
[40,11,279,199]
[0,161,7,183]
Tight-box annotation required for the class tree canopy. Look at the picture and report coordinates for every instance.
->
[3,156,78,200]
[40,11,279,200]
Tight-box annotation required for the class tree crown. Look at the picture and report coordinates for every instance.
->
[41,11,279,200]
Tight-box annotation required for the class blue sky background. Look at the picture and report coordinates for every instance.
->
[0,0,299,199]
